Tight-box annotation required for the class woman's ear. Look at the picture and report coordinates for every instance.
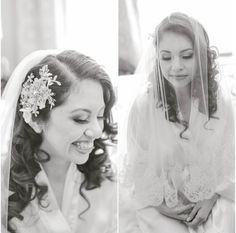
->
[28,120,43,134]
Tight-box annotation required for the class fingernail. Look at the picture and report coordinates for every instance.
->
[186,217,191,222]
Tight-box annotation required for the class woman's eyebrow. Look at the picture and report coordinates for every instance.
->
[160,48,193,53]
[71,105,105,114]
[180,48,193,53]
[70,108,91,114]
[160,50,171,53]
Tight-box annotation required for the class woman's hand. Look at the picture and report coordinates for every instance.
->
[185,194,219,228]
[157,202,195,221]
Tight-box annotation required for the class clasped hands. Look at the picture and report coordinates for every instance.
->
[157,194,219,229]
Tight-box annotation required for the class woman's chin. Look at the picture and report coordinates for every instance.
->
[72,153,90,165]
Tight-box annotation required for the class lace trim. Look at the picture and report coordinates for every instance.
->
[164,177,178,208]
[134,164,217,208]
[183,165,215,202]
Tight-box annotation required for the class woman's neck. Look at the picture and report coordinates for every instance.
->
[175,84,191,101]
[175,85,191,122]
[38,152,70,182]
[36,151,72,209]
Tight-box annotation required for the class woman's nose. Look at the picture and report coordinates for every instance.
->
[171,57,183,71]
[84,120,103,139]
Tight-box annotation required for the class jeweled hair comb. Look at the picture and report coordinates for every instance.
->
[19,65,61,123]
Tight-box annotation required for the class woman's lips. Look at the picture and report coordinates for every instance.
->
[170,75,188,80]
[72,141,94,154]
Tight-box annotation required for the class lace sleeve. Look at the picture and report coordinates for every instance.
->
[124,93,164,209]
[215,96,235,201]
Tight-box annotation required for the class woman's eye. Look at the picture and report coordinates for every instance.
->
[161,56,171,61]
[73,118,89,124]
[182,54,193,59]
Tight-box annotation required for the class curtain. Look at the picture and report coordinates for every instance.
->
[119,0,142,75]
[1,0,58,73]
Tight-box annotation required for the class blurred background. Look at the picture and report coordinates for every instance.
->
[1,0,118,93]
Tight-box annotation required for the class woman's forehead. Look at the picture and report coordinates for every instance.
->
[158,31,193,51]
[59,79,104,111]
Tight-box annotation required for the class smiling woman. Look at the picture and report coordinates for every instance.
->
[159,31,195,90]
[124,12,235,233]
[1,50,117,233]
[39,80,105,166]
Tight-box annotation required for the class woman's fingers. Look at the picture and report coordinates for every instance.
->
[186,204,199,222]
[175,213,189,221]
[158,203,196,222]
[186,212,205,228]
[176,204,195,214]
[159,207,188,221]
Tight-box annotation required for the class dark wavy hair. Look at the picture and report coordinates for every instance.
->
[153,13,218,136]
[7,50,117,232]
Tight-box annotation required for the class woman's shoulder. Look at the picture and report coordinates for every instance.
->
[215,87,235,119]
[207,87,235,135]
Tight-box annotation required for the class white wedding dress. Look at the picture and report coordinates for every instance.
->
[9,163,117,233]
[122,85,235,233]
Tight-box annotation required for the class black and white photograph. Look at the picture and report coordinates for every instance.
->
[118,0,235,233]
[1,1,118,232]
[1,0,235,233]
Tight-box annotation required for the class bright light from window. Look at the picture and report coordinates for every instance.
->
[62,0,118,79]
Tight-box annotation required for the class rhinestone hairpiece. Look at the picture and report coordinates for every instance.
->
[19,65,61,123]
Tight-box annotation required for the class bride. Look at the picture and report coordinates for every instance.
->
[125,12,234,233]
[1,50,117,233]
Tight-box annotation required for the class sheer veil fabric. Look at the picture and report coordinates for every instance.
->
[124,12,234,223]
[1,50,59,232]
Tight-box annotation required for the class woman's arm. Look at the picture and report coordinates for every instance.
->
[184,193,219,228]
[156,202,195,221]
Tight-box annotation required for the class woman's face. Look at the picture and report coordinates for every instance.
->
[39,79,105,165]
[158,31,196,89]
